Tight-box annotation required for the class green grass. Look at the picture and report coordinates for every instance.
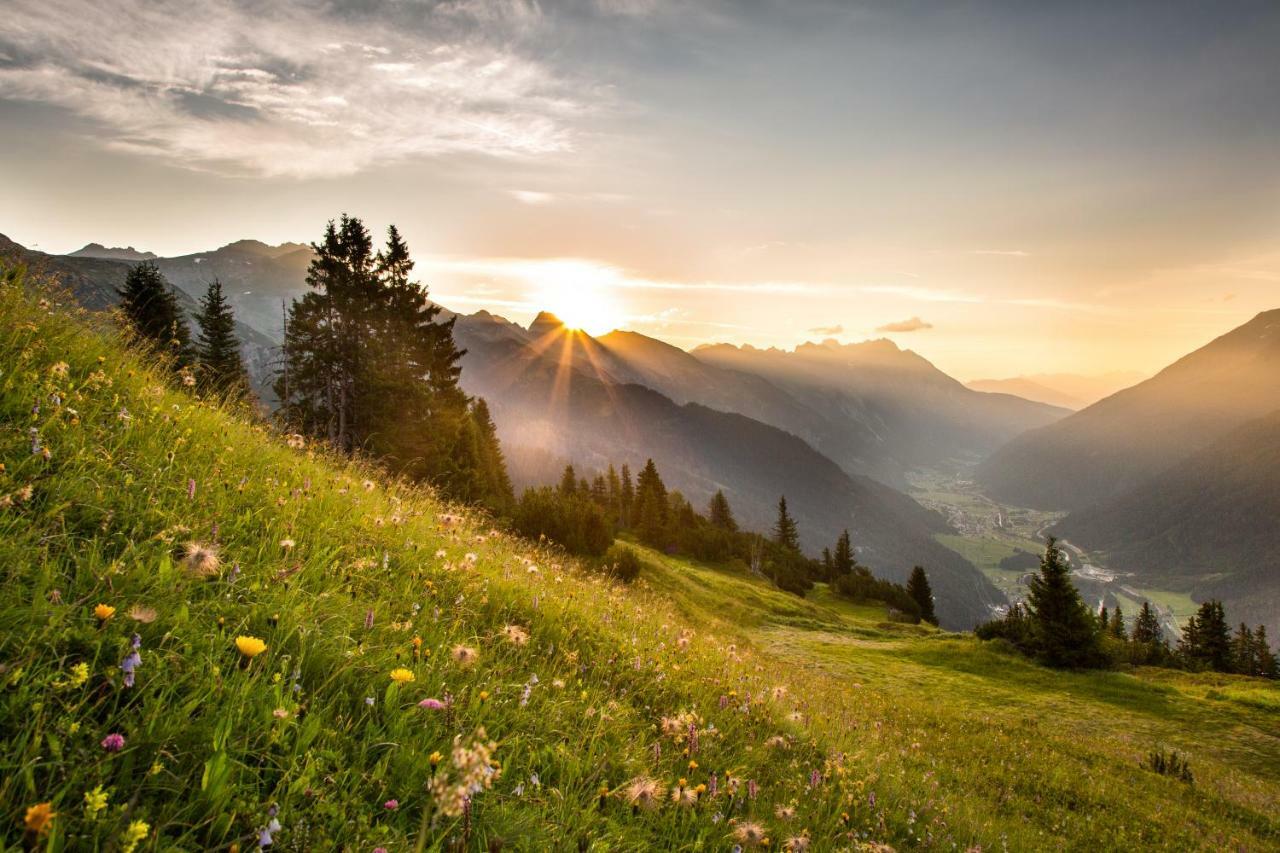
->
[1,273,1279,851]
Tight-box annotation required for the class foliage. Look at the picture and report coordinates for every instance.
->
[1145,748,1194,784]
[906,566,937,625]
[193,279,249,396]
[602,544,642,583]
[1024,538,1104,668]
[116,261,193,370]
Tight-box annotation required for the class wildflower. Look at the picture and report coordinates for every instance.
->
[235,636,268,659]
[732,821,767,848]
[671,782,698,808]
[49,361,69,379]
[127,604,157,623]
[362,479,375,491]
[624,777,664,812]
[94,603,116,622]
[775,804,796,821]
[364,609,374,629]
[181,541,221,578]
[783,833,811,851]
[389,668,415,684]
[120,635,142,688]
[101,732,126,752]
[450,645,479,668]
[280,538,295,551]
[365,696,376,706]
[747,779,759,799]
[501,624,530,646]
[84,786,109,818]
[273,708,290,719]
[24,802,55,835]
[55,661,90,690]
[384,799,399,810]
[187,478,197,499]
[429,751,443,765]
[286,433,305,449]
[419,697,446,710]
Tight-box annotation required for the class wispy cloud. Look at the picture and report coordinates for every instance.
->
[970,249,1030,257]
[808,324,843,336]
[0,0,591,177]
[876,316,933,333]
[509,190,556,205]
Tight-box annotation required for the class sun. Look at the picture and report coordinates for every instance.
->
[529,261,625,336]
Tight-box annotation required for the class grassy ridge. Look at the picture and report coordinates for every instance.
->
[1,273,1278,851]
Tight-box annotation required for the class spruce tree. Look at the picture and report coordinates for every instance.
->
[832,530,855,577]
[906,566,937,625]
[117,261,193,368]
[1025,538,1100,668]
[708,490,737,532]
[1254,626,1278,679]
[619,464,634,527]
[1099,606,1109,632]
[559,465,578,496]
[1110,604,1127,639]
[1231,624,1256,676]
[635,459,668,545]
[1179,600,1232,671]
[772,496,800,553]
[1133,601,1163,644]
[194,279,249,395]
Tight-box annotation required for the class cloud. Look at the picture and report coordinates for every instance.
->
[876,316,933,333]
[808,324,843,336]
[509,190,555,205]
[0,0,591,177]
[970,249,1030,257]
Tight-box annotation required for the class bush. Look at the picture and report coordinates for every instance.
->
[1146,748,1194,784]
[604,544,643,582]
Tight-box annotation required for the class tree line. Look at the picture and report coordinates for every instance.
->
[976,538,1277,677]
[511,459,938,623]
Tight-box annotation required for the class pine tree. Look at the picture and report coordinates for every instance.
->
[1179,600,1232,672]
[832,530,854,577]
[1025,538,1101,668]
[468,398,514,514]
[635,459,668,545]
[117,261,193,368]
[772,496,800,553]
[194,279,249,395]
[559,465,578,496]
[708,490,737,532]
[1231,624,1256,676]
[1133,601,1163,644]
[1099,605,1109,632]
[619,464,634,527]
[906,566,937,625]
[1254,626,1278,679]
[1110,604,1127,640]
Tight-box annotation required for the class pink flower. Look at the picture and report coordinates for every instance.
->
[418,698,445,710]
[383,799,399,810]
[101,733,126,752]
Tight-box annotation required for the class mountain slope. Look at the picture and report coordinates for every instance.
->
[0,234,280,394]
[452,317,1003,629]
[966,377,1088,409]
[979,309,1280,510]
[694,339,1068,486]
[1055,409,1280,633]
[2,267,1277,851]
[966,372,1146,409]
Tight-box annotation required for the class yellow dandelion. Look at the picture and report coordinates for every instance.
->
[389,667,415,684]
[235,636,267,658]
[93,603,116,621]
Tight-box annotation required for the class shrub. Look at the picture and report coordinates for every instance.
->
[604,544,643,582]
[1146,748,1194,784]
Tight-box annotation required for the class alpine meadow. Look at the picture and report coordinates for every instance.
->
[2,2,1279,851]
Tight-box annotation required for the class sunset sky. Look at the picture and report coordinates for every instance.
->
[2,0,1278,380]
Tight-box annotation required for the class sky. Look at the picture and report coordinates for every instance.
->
[2,0,1278,381]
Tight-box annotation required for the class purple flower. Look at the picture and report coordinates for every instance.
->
[868,791,877,808]
[383,799,398,810]
[708,773,718,798]
[747,779,758,800]
[364,609,375,630]
[418,698,445,710]
[101,733,126,752]
[809,769,821,788]
[187,478,196,500]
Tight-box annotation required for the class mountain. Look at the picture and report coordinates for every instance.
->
[1055,409,1280,633]
[0,233,279,394]
[452,314,1003,628]
[978,309,1280,511]
[691,339,1068,487]
[966,372,1145,409]
[67,242,158,261]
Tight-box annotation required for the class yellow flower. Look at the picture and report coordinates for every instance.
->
[429,750,443,766]
[478,690,490,702]
[84,785,109,818]
[121,819,149,853]
[235,636,267,658]
[24,802,55,835]
[389,667,415,684]
[93,603,116,621]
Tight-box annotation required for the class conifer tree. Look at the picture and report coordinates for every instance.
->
[1133,601,1163,645]
[1232,624,1256,675]
[1254,626,1278,679]
[1110,604,1127,639]
[117,261,194,368]
[1025,538,1100,668]
[619,464,634,526]
[194,279,249,395]
[772,496,800,553]
[832,530,855,577]
[708,490,737,532]
[1099,605,1109,632]
[906,566,937,625]
[635,459,668,545]
[1179,600,1232,671]
[559,465,578,496]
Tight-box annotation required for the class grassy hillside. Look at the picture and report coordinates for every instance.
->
[1,272,1278,850]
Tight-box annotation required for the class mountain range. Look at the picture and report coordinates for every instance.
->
[965,372,1146,410]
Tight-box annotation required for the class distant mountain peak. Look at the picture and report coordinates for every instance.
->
[529,311,566,335]
[67,243,157,261]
